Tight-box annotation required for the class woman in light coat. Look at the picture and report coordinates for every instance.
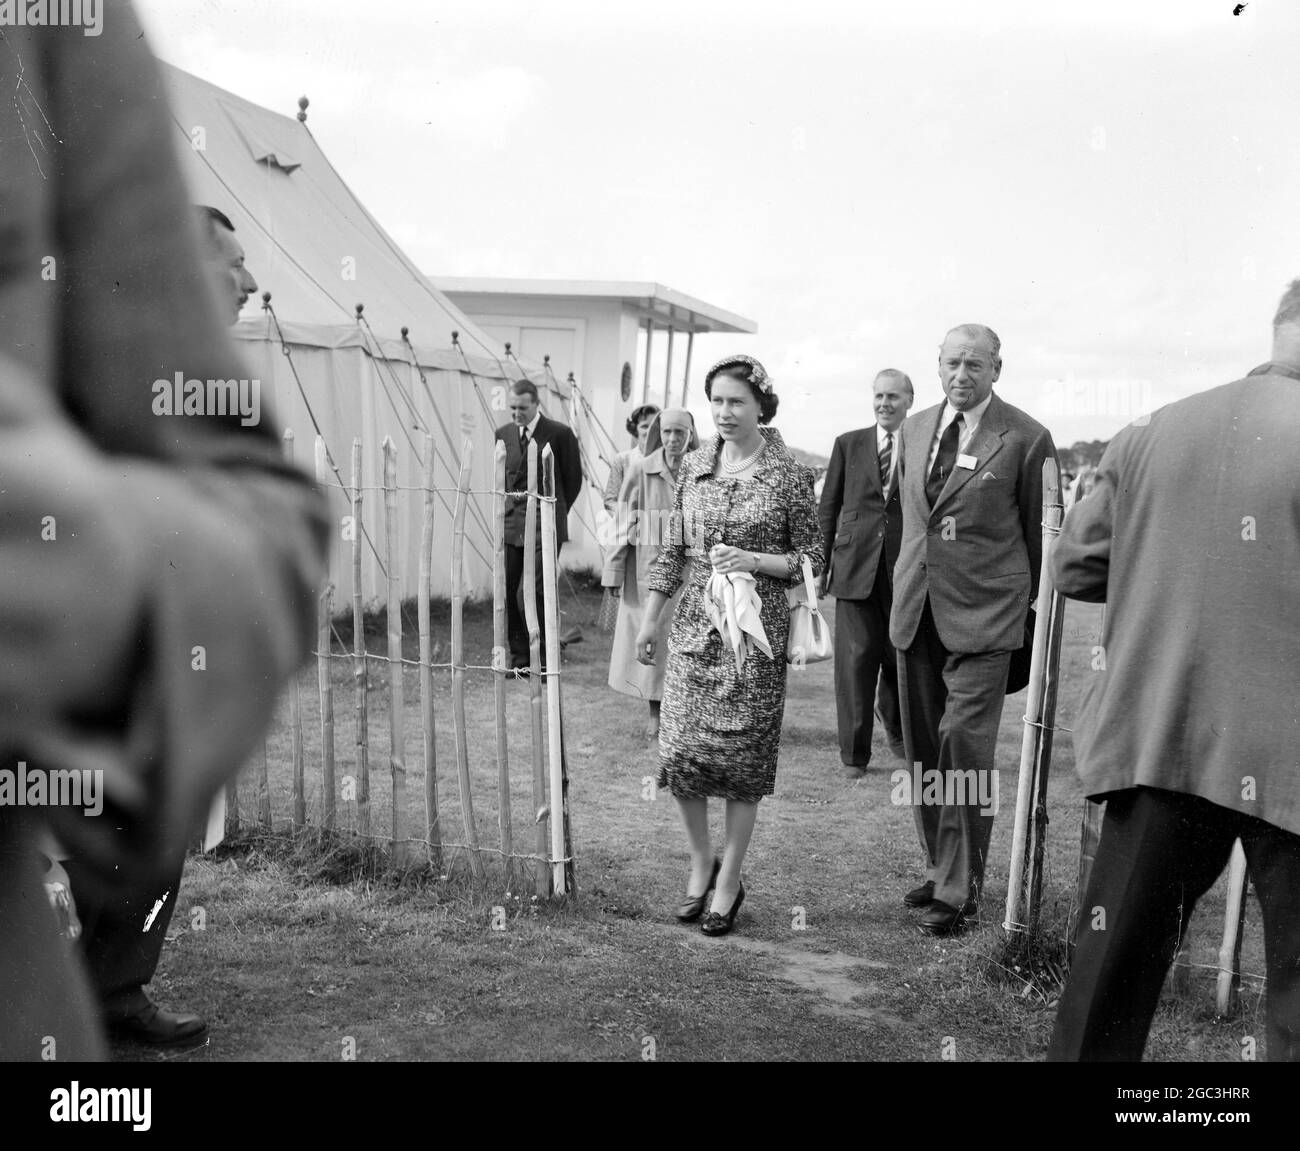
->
[603,409,698,739]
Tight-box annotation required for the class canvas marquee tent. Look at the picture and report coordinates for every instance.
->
[161,63,606,602]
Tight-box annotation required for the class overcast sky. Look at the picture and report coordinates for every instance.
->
[137,0,1300,457]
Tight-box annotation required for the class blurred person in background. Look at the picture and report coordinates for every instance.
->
[0,9,327,1060]
[603,403,661,514]
[818,369,913,777]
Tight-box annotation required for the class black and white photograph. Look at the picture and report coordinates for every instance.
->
[1,0,1297,1115]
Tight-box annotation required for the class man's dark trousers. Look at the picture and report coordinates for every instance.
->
[505,539,554,668]
[1048,786,1300,1062]
[61,855,183,1020]
[834,553,902,766]
[897,597,1010,912]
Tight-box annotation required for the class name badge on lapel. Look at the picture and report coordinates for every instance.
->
[957,453,978,470]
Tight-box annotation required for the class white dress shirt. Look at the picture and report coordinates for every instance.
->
[519,412,541,444]
[927,392,994,473]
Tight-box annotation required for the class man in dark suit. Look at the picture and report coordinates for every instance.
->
[1047,282,1300,1061]
[494,380,584,670]
[890,324,1057,934]
[0,9,327,1060]
[818,369,912,776]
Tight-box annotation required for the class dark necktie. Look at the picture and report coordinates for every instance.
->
[879,432,893,498]
[926,413,963,506]
[516,427,531,489]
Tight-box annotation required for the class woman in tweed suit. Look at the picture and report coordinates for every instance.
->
[636,356,823,935]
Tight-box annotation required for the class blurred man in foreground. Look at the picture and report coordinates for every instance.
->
[1048,282,1300,1061]
[0,10,327,1059]
[57,206,262,1051]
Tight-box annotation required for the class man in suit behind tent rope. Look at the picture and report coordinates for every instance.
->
[494,378,584,672]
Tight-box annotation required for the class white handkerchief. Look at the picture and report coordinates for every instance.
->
[705,570,772,671]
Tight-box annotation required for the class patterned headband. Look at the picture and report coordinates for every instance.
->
[707,354,774,395]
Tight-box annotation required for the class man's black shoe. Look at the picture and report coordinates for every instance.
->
[108,1003,209,1049]
[919,899,976,936]
[903,880,935,908]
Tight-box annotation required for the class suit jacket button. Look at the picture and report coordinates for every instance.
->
[919,562,927,571]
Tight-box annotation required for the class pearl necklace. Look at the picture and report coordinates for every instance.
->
[721,441,764,475]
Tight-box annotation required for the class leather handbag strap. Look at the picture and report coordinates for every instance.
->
[801,554,819,607]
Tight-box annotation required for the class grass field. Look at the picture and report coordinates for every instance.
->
[126,583,1270,1062]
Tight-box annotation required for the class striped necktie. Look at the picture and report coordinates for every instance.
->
[879,431,893,497]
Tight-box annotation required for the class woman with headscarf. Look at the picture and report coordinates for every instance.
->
[636,356,823,937]
[603,409,699,739]
[602,403,661,514]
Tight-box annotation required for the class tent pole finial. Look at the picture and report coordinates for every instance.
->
[297,96,309,123]
[451,330,460,346]
[355,303,365,319]
[260,291,271,310]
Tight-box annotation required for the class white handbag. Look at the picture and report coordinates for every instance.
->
[786,555,832,666]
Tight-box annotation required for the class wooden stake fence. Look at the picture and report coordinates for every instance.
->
[225,430,574,896]
[284,429,305,830]
[1004,457,1066,935]
[493,440,514,890]
[450,442,486,883]
[1216,841,1250,1016]
[351,438,371,837]
[258,739,271,829]
[522,440,550,898]
[316,437,336,831]
[418,434,443,868]
[540,447,569,896]
[383,437,408,865]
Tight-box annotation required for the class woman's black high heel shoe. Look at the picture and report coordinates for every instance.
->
[700,881,745,936]
[676,858,721,923]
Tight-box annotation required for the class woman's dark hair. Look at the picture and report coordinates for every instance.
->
[704,366,779,425]
[625,403,661,440]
